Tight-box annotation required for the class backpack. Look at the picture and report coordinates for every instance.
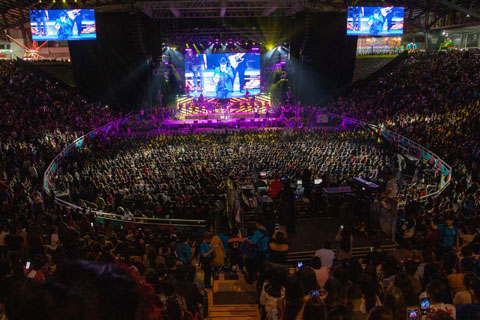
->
[240,229,267,260]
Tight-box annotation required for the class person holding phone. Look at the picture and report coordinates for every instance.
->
[336,225,353,261]
[295,291,328,320]
[268,230,289,265]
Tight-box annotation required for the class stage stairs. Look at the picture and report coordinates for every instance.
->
[206,278,261,320]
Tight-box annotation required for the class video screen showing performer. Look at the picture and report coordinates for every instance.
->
[30,9,97,41]
[346,6,404,36]
[185,53,260,99]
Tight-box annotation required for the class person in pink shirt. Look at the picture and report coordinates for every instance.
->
[312,256,330,288]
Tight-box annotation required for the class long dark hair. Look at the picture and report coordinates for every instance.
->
[299,266,320,296]
[383,286,406,320]
[324,277,345,313]
[303,296,327,320]
[266,266,286,298]
[284,275,304,320]
[358,273,378,313]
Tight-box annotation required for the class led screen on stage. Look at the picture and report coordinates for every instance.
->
[185,52,261,99]
[347,6,404,36]
[30,9,96,41]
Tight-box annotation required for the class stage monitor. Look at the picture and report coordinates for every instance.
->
[347,6,404,36]
[185,52,261,98]
[30,9,97,41]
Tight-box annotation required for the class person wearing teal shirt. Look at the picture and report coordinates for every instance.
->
[431,215,459,256]
[176,235,192,265]
[245,219,269,283]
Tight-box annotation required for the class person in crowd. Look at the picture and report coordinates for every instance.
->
[368,306,393,320]
[312,256,329,288]
[299,266,321,297]
[276,275,304,320]
[227,228,245,271]
[315,241,335,268]
[427,279,457,318]
[176,234,193,265]
[246,219,269,283]
[431,216,459,258]
[453,272,478,306]
[335,226,353,261]
[346,284,368,320]
[456,278,480,320]
[298,295,328,320]
[383,285,406,320]
[6,260,163,319]
[268,229,289,265]
[211,233,226,271]
[260,265,286,319]
[199,232,216,289]
[173,265,204,318]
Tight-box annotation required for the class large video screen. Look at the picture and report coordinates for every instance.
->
[347,6,404,36]
[185,53,261,98]
[30,9,96,41]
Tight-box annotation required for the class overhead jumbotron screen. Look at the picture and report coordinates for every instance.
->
[29,9,97,41]
[347,6,404,36]
[185,52,261,99]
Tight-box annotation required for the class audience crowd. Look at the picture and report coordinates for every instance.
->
[1,49,480,320]
[52,129,390,220]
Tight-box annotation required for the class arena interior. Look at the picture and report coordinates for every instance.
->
[1,0,480,319]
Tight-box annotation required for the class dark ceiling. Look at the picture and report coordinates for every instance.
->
[1,0,479,32]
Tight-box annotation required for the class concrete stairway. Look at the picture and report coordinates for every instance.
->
[206,278,261,320]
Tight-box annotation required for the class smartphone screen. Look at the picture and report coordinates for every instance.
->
[297,262,303,268]
[26,261,31,269]
[407,309,419,319]
[420,298,430,314]
[340,225,344,230]
[310,290,322,296]
[90,222,94,227]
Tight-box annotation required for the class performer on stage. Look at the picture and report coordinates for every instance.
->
[213,57,234,99]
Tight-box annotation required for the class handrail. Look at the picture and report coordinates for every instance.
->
[327,113,452,203]
[43,112,206,227]
[45,110,449,226]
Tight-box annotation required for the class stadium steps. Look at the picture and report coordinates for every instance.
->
[206,278,261,320]
[287,243,399,264]
[352,56,397,82]
[28,61,76,88]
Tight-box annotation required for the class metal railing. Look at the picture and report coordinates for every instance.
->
[42,112,206,228]
[328,113,452,203]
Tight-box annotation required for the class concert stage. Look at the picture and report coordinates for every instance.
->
[162,115,284,132]
[175,93,272,120]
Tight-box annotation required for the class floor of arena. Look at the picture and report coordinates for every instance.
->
[290,217,396,252]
